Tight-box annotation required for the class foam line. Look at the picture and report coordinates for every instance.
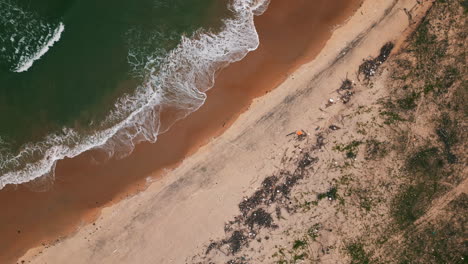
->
[13,23,65,73]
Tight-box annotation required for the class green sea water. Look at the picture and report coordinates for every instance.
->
[0,0,229,146]
[0,0,266,187]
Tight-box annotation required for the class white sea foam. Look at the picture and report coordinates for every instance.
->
[13,23,65,73]
[0,0,63,72]
[0,0,270,190]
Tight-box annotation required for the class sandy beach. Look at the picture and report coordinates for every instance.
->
[6,0,468,263]
[0,0,362,262]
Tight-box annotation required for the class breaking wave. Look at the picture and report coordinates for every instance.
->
[0,0,64,72]
[0,0,270,189]
[13,23,65,73]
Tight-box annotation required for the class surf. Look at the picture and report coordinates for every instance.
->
[13,23,65,73]
[0,0,270,189]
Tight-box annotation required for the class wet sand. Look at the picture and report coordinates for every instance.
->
[0,0,362,263]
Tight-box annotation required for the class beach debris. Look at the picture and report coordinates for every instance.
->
[246,209,277,230]
[339,78,353,91]
[337,78,355,104]
[296,130,307,140]
[205,230,248,255]
[287,130,308,141]
[325,98,335,108]
[239,176,279,216]
[358,42,394,81]
[329,125,341,131]
[340,91,355,104]
[313,133,326,150]
[298,153,318,168]
[227,257,249,264]
[203,150,317,257]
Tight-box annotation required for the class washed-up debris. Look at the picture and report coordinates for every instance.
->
[246,209,277,230]
[287,130,308,141]
[204,151,318,257]
[239,176,279,216]
[339,79,353,91]
[340,91,355,104]
[296,130,307,141]
[227,257,249,264]
[298,153,318,168]
[337,78,355,104]
[206,230,247,255]
[358,42,394,81]
[329,125,341,131]
[314,133,326,150]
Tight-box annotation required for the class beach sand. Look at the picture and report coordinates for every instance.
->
[0,0,362,263]
[13,0,450,263]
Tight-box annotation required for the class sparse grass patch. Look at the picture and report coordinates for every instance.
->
[391,183,429,228]
[392,146,448,228]
[272,236,311,263]
[292,253,306,262]
[307,224,321,241]
[452,80,468,115]
[334,141,362,159]
[379,111,406,124]
[461,0,468,12]
[317,186,338,201]
[292,239,307,250]
[358,193,373,212]
[436,113,458,163]
[397,91,420,110]
[346,242,372,264]
[406,147,444,179]
[394,194,468,263]
[414,20,435,48]
[438,66,460,94]
[365,139,387,160]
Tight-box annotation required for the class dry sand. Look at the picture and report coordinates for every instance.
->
[19,0,444,263]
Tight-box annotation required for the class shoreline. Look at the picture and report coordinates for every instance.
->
[18,0,466,262]
[0,0,362,263]
[20,0,437,261]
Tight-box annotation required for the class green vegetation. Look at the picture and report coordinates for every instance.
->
[460,0,468,12]
[317,187,338,201]
[397,91,420,110]
[391,146,447,228]
[292,253,306,261]
[406,147,444,178]
[436,113,458,163]
[358,194,373,212]
[292,239,307,250]
[395,194,468,263]
[392,183,428,227]
[379,111,406,124]
[365,139,387,160]
[334,141,362,159]
[307,224,321,241]
[272,237,310,264]
[346,242,372,264]
[414,20,435,48]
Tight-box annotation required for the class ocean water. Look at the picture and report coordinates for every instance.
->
[0,0,269,188]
